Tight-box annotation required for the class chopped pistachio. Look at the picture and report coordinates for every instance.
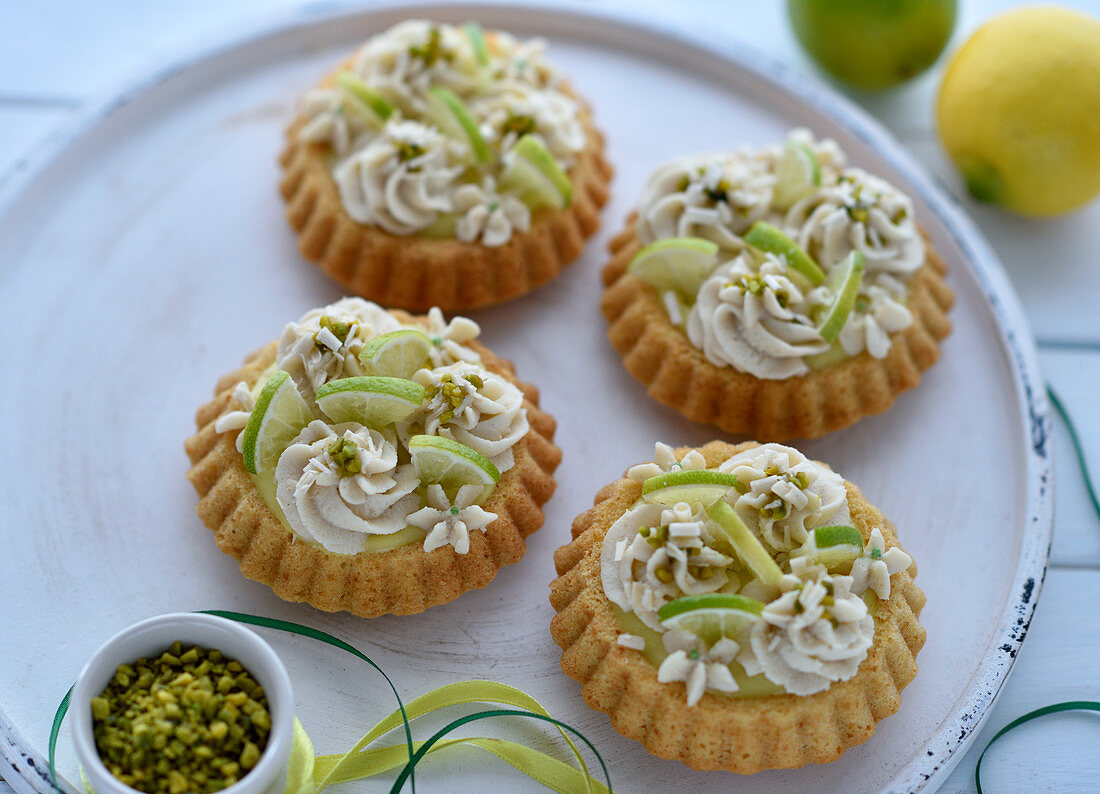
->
[328,438,362,476]
[792,471,810,490]
[871,547,882,560]
[655,567,674,584]
[408,26,447,66]
[501,113,537,137]
[396,141,426,163]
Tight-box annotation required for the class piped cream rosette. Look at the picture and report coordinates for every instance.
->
[550,440,926,772]
[187,298,560,617]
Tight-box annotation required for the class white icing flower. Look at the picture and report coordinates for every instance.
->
[718,443,849,553]
[333,120,464,235]
[407,483,497,554]
[637,152,775,250]
[411,362,529,472]
[750,570,874,696]
[424,306,481,367]
[835,273,913,359]
[657,629,740,706]
[274,420,420,555]
[275,298,402,402]
[452,178,531,247]
[849,528,912,600]
[785,168,924,275]
[297,87,376,156]
[214,382,255,453]
[686,251,829,379]
[626,441,707,482]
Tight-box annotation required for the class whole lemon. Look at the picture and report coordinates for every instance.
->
[937,6,1100,216]
[788,0,957,90]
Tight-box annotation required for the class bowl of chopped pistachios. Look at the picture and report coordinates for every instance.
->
[70,613,294,794]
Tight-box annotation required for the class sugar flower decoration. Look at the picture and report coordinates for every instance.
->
[627,441,707,483]
[849,527,912,600]
[425,306,481,367]
[656,629,740,706]
[407,483,497,554]
[213,382,256,453]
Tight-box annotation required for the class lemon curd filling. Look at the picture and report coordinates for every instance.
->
[629,129,924,379]
[213,298,529,557]
[602,442,912,703]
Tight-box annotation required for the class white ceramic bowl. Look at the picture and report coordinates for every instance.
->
[70,613,295,794]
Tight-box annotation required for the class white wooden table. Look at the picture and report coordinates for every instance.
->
[2,1,1098,791]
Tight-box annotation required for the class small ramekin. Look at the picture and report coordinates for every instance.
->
[70,613,294,794]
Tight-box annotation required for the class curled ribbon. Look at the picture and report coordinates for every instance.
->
[48,611,611,794]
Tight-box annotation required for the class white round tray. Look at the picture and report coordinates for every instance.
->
[0,3,1053,792]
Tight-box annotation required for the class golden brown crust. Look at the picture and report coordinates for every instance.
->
[548,440,926,773]
[278,71,613,313]
[184,324,561,618]
[600,216,954,440]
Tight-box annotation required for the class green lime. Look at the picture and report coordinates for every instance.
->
[426,86,492,163]
[464,22,491,66]
[788,0,957,90]
[409,434,500,503]
[773,138,821,209]
[706,501,783,585]
[241,370,314,475]
[315,376,425,428]
[816,250,865,342]
[658,593,765,645]
[500,134,573,209]
[811,525,864,571]
[358,329,434,379]
[336,72,394,123]
[743,221,825,285]
[803,341,849,370]
[641,470,740,507]
[628,236,719,299]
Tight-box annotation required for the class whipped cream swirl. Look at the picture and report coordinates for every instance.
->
[686,251,829,379]
[750,564,874,696]
[411,362,529,473]
[718,443,849,553]
[274,420,420,555]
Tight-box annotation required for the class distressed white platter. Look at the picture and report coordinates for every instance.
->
[0,3,1053,793]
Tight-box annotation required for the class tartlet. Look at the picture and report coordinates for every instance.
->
[185,298,561,617]
[280,20,613,312]
[549,440,925,773]
[601,130,953,440]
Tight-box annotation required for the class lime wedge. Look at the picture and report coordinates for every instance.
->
[772,138,821,209]
[744,222,826,286]
[426,86,492,163]
[817,250,866,342]
[464,22,491,66]
[804,341,849,370]
[358,329,434,379]
[641,470,739,507]
[409,434,500,503]
[705,501,783,585]
[336,72,394,124]
[315,376,425,428]
[241,370,314,475]
[500,134,572,209]
[628,237,719,299]
[658,593,765,645]
[418,213,458,240]
[811,525,864,571]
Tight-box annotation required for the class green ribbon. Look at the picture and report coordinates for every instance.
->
[975,701,1100,793]
[1048,385,1100,521]
[48,612,611,794]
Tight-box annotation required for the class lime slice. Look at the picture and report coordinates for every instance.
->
[500,134,573,209]
[336,72,394,124]
[241,370,314,475]
[743,222,826,286]
[641,470,740,507]
[464,22,491,66]
[358,329,434,379]
[804,341,849,370]
[817,250,866,342]
[426,86,492,163]
[705,501,783,585]
[628,237,719,299]
[811,525,864,571]
[418,213,458,240]
[409,434,500,503]
[772,138,821,209]
[315,376,425,428]
[658,593,765,645]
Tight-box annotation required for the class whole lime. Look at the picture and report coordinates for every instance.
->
[937,6,1100,216]
[788,0,957,90]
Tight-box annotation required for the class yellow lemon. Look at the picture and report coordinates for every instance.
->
[788,0,957,90]
[936,6,1100,216]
